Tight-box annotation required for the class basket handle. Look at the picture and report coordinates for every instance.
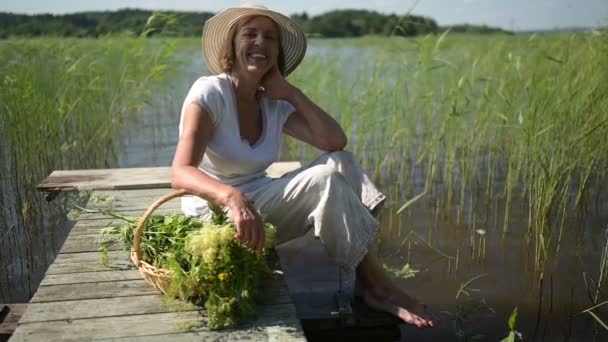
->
[131,189,192,266]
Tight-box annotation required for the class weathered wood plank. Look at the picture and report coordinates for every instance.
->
[59,234,124,254]
[69,225,123,236]
[42,255,290,303]
[30,280,157,303]
[66,206,189,236]
[74,208,180,221]
[25,275,290,323]
[38,167,173,192]
[0,304,26,335]
[110,331,301,342]
[46,251,132,274]
[71,218,118,228]
[11,305,303,342]
[11,311,200,341]
[69,220,123,236]
[84,199,182,212]
[68,218,130,236]
[40,270,142,286]
[91,188,174,200]
[37,162,301,192]
[83,190,181,211]
[33,275,289,304]
[257,275,292,305]
[19,295,167,323]
[52,250,127,264]
[111,323,304,342]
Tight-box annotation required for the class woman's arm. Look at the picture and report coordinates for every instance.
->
[261,67,347,151]
[172,102,265,252]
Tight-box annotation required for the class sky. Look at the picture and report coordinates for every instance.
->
[0,0,606,31]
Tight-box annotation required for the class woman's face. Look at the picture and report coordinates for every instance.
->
[232,16,280,77]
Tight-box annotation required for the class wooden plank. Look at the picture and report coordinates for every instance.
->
[40,270,142,286]
[11,305,303,342]
[1,304,8,322]
[0,304,27,335]
[66,221,312,253]
[37,162,301,192]
[69,218,131,236]
[73,208,181,221]
[69,225,123,236]
[38,167,173,192]
[111,323,304,342]
[25,276,290,323]
[83,191,181,211]
[42,257,290,303]
[59,234,125,254]
[46,251,132,274]
[85,199,182,212]
[32,276,289,305]
[30,280,158,303]
[19,295,167,323]
[91,188,175,200]
[257,276,292,305]
[111,330,303,342]
[71,218,118,228]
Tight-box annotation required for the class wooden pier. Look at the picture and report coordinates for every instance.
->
[9,163,402,341]
[10,164,305,341]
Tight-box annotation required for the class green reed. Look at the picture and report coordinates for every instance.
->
[285,32,608,273]
[0,37,178,301]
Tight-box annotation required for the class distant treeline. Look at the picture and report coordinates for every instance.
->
[0,10,213,37]
[0,9,512,38]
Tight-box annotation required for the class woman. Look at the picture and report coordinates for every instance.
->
[171,4,433,328]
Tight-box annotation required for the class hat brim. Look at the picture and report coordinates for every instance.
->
[202,6,307,77]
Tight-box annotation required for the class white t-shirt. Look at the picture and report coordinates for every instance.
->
[178,73,295,216]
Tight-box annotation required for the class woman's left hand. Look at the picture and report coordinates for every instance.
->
[260,65,295,101]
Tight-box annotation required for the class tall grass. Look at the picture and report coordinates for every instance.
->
[0,37,177,301]
[285,32,608,272]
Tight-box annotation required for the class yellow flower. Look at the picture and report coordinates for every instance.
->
[218,272,228,281]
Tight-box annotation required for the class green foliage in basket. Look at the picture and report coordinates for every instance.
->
[98,203,277,329]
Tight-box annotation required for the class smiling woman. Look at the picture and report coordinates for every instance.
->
[171,4,435,329]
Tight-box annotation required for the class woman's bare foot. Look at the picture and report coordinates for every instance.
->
[356,252,436,328]
[361,288,434,328]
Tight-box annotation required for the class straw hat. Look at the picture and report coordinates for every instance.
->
[202,4,307,76]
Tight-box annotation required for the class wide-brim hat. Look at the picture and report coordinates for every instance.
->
[202,4,307,76]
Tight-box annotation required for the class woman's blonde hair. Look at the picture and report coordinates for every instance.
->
[218,15,286,75]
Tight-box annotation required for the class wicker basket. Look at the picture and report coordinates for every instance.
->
[129,189,190,293]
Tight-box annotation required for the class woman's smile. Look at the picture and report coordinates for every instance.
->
[246,51,268,66]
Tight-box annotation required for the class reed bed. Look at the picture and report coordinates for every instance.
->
[285,32,608,273]
[0,37,178,301]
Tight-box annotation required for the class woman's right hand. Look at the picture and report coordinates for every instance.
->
[172,102,266,252]
[224,189,265,253]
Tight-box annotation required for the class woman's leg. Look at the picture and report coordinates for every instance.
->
[356,251,434,328]
[307,150,386,213]
[248,164,378,268]
[249,151,432,328]
[313,151,433,325]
